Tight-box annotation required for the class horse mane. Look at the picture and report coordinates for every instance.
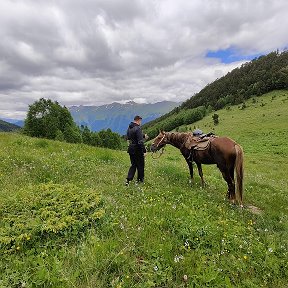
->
[166,132,189,146]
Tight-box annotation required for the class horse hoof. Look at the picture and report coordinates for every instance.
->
[229,199,236,205]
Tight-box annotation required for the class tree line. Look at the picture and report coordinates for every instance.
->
[143,50,288,136]
[23,98,123,150]
[143,106,207,138]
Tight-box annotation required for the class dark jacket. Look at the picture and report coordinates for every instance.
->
[126,122,146,154]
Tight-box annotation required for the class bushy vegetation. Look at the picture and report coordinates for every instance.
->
[23,98,123,150]
[23,98,76,140]
[0,90,287,287]
[0,183,104,252]
[143,50,288,135]
[80,126,123,150]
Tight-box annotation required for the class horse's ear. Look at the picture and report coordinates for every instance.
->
[160,129,165,134]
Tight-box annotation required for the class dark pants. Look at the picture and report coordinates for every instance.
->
[127,152,145,182]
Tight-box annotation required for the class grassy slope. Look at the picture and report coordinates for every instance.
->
[0,90,287,287]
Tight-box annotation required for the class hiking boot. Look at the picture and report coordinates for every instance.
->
[125,180,130,186]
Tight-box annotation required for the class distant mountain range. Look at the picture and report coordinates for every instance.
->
[0,119,21,132]
[69,101,179,134]
[1,100,179,135]
[1,118,24,127]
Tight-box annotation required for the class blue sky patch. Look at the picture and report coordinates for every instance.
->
[206,47,262,63]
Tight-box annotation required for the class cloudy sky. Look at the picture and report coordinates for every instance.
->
[1,0,288,119]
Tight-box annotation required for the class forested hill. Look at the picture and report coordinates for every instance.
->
[0,120,20,132]
[182,50,288,109]
[143,50,288,135]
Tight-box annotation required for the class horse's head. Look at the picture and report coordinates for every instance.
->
[150,130,168,152]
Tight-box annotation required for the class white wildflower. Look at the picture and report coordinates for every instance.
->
[174,255,184,263]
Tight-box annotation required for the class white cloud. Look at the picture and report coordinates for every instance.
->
[0,0,287,118]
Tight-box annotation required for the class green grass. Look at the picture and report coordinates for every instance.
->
[0,90,287,287]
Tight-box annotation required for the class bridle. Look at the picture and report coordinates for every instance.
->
[156,133,166,148]
[151,133,167,159]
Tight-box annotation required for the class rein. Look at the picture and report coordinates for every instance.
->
[151,147,165,159]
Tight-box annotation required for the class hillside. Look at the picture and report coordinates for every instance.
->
[0,91,287,287]
[0,119,20,132]
[69,100,179,134]
[143,50,288,135]
[0,118,24,127]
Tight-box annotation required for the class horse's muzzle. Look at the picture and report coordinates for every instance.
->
[150,145,156,153]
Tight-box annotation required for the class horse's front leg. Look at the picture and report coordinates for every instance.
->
[196,162,205,187]
[185,159,194,184]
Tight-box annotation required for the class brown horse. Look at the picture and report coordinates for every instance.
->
[150,131,244,205]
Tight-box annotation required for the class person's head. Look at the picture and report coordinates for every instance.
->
[134,115,142,125]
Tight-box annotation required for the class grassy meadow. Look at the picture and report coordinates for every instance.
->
[0,90,287,287]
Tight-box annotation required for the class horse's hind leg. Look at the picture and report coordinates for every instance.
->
[196,163,205,187]
[220,168,236,203]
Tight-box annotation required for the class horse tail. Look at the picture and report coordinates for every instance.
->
[235,144,244,205]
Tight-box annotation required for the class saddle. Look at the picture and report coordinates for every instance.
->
[184,134,216,151]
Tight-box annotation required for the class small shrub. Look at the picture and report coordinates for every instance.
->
[212,114,219,125]
[34,139,49,148]
[240,102,247,110]
[98,151,115,163]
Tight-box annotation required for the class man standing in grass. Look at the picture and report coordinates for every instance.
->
[125,115,147,186]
